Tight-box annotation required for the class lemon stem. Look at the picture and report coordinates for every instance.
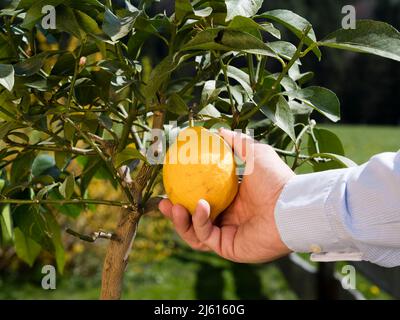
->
[189,109,195,127]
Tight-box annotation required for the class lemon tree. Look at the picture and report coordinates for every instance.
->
[0,0,399,299]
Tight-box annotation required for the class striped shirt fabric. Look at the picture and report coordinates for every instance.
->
[275,152,400,268]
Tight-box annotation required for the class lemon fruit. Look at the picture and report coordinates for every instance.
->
[163,126,239,220]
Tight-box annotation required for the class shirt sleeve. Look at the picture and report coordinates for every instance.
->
[274,152,400,268]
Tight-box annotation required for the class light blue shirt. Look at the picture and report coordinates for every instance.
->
[275,152,400,268]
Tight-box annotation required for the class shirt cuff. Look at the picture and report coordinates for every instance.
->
[275,170,362,259]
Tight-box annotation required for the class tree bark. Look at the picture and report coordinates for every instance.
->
[100,206,140,300]
[99,110,165,300]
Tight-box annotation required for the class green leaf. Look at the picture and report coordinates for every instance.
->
[175,0,193,22]
[260,22,281,39]
[311,153,357,169]
[0,36,15,60]
[308,128,345,156]
[48,191,82,218]
[102,7,140,42]
[1,205,12,239]
[14,227,41,267]
[307,128,355,172]
[64,121,76,141]
[258,10,321,59]
[78,157,102,195]
[226,65,252,97]
[64,0,105,13]
[182,28,278,58]
[193,6,213,18]
[167,93,189,115]
[320,20,400,62]
[19,0,65,30]
[201,80,223,107]
[56,6,85,39]
[0,91,17,121]
[0,64,14,91]
[228,16,263,39]
[261,96,295,142]
[14,51,64,77]
[268,41,298,61]
[74,9,103,37]
[57,6,102,40]
[32,154,55,177]
[283,87,340,122]
[115,147,147,168]
[36,183,60,200]
[55,151,70,170]
[13,205,65,272]
[0,121,20,140]
[10,151,36,184]
[59,174,75,200]
[224,0,263,21]
[144,55,180,103]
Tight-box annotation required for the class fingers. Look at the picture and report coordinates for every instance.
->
[159,199,173,219]
[159,199,237,256]
[159,200,210,251]
[218,128,255,162]
[192,199,238,260]
[172,205,211,251]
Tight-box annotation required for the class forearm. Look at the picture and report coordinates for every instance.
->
[275,152,400,267]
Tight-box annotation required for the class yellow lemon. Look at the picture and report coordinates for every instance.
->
[163,126,239,220]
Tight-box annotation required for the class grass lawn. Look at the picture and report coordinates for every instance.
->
[0,125,399,300]
[322,125,400,164]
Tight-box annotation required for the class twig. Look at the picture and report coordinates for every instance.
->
[67,42,85,110]
[240,25,313,122]
[0,198,131,207]
[66,228,117,242]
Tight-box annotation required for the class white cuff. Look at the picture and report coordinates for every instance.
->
[275,170,362,259]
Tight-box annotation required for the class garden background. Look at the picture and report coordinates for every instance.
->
[0,0,399,300]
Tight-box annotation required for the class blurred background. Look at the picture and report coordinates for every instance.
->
[0,0,399,300]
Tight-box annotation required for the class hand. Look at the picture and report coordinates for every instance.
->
[159,128,295,263]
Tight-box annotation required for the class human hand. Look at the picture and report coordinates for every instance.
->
[159,128,295,263]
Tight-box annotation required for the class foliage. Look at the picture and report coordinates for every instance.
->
[0,0,399,280]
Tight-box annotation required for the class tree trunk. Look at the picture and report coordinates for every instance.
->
[100,207,141,300]
[100,110,165,300]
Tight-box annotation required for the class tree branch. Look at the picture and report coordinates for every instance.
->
[0,198,130,207]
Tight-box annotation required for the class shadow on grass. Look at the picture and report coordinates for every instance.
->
[231,263,265,300]
[194,263,225,299]
[174,245,266,300]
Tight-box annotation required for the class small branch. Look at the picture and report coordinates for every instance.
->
[63,117,135,204]
[274,147,310,160]
[118,99,138,152]
[0,198,131,207]
[142,165,161,205]
[247,54,256,88]
[219,55,236,114]
[178,59,219,96]
[66,228,116,243]
[67,42,85,110]
[130,127,145,152]
[240,25,313,122]
[143,196,164,215]
[5,140,96,156]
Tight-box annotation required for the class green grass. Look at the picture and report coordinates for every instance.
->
[0,249,296,300]
[322,125,400,164]
[0,125,399,300]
